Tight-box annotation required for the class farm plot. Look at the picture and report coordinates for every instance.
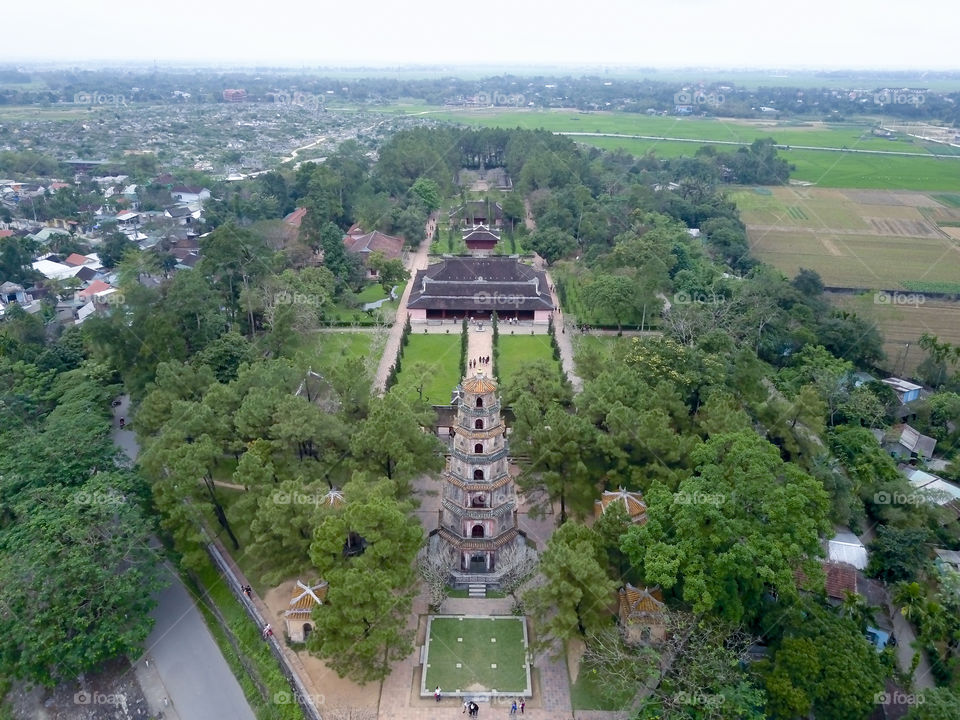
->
[733,187,960,290]
[827,293,960,376]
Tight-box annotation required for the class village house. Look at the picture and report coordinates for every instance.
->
[882,377,923,404]
[170,186,211,204]
[342,226,404,278]
[880,423,937,461]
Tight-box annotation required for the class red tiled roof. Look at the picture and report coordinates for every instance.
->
[795,562,859,600]
[343,230,404,261]
[284,207,308,228]
[0,230,13,238]
[619,584,665,622]
[595,488,647,523]
[78,280,113,299]
[64,253,89,267]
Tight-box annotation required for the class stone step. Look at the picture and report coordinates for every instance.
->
[467,583,487,598]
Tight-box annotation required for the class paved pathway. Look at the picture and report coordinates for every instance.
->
[467,321,494,376]
[542,272,582,393]
[374,216,437,393]
[144,572,257,720]
[111,397,256,720]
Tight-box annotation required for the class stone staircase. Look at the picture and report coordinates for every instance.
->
[467,583,487,598]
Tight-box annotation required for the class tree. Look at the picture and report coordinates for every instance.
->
[367,250,409,292]
[349,391,444,494]
[524,522,617,642]
[582,274,639,329]
[760,600,885,720]
[792,268,824,297]
[622,432,830,623]
[307,482,422,683]
[526,227,576,264]
[0,476,164,686]
[903,686,960,719]
[410,177,441,212]
[867,526,931,583]
[510,398,606,523]
[500,358,572,407]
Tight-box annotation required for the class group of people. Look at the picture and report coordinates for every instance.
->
[469,356,490,370]
[509,700,525,714]
[462,700,479,716]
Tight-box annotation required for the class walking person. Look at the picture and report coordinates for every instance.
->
[510,700,517,715]
[435,686,442,703]
[520,700,525,714]
[463,700,470,714]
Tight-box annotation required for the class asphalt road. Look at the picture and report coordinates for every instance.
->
[112,396,257,720]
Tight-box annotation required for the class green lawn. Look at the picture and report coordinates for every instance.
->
[424,616,529,693]
[496,334,560,387]
[394,333,463,405]
[570,662,635,711]
[312,331,376,371]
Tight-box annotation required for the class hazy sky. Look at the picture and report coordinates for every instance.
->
[3,0,957,69]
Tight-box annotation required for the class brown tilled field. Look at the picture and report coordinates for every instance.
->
[827,293,960,375]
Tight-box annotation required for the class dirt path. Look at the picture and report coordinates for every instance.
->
[524,198,536,231]
[374,216,436,394]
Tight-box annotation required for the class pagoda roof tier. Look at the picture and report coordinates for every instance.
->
[453,426,505,440]
[443,473,513,492]
[437,525,519,550]
[442,498,515,520]
[452,446,508,464]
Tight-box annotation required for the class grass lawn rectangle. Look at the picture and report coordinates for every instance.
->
[424,616,529,693]
[496,334,560,388]
[394,333,463,405]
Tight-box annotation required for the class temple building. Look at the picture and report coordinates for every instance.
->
[462,225,501,253]
[430,373,528,587]
[407,257,553,322]
[283,579,328,642]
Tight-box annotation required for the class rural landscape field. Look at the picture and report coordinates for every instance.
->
[384,106,960,190]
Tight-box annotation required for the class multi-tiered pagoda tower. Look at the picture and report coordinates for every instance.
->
[433,372,525,587]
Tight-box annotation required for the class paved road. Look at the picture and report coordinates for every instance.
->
[374,215,436,393]
[112,396,256,720]
[144,577,257,720]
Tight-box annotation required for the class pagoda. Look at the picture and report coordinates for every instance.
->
[432,372,526,587]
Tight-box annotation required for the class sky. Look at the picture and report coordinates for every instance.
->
[2,0,958,70]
